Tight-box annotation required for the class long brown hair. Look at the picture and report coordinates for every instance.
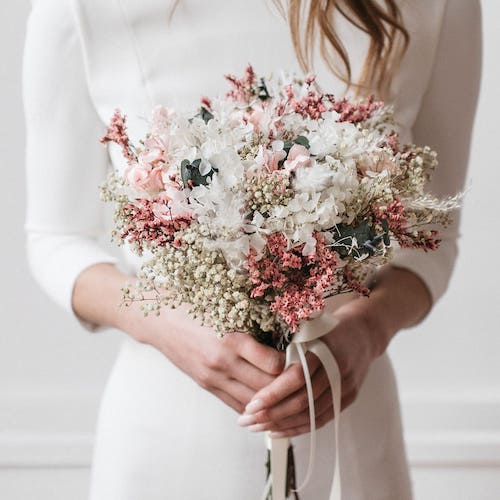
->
[170,0,409,98]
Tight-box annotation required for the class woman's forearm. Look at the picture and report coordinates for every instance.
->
[72,263,140,333]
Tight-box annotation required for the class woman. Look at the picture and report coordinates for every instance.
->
[23,0,481,498]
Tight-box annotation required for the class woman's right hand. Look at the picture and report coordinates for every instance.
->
[72,263,285,414]
[120,302,286,414]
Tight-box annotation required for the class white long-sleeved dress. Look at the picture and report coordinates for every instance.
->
[23,0,481,498]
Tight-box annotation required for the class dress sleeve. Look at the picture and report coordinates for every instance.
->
[23,0,118,330]
[389,0,482,309]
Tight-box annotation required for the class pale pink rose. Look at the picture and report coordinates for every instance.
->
[247,105,265,133]
[284,144,312,170]
[255,145,286,172]
[126,163,165,193]
[139,136,168,166]
[357,152,400,176]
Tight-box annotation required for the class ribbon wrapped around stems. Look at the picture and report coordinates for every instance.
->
[261,292,356,500]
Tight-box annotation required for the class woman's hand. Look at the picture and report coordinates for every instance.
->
[236,266,432,438]
[236,301,382,437]
[121,302,286,414]
[72,263,286,415]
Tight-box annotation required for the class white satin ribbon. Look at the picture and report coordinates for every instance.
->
[261,293,355,500]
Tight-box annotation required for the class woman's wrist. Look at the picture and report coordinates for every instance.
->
[336,266,433,358]
[72,263,152,340]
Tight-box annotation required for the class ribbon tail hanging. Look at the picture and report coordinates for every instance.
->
[263,309,344,500]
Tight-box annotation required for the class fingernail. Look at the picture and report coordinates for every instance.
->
[237,414,256,426]
[245,398,264,414]
[248,423,267,432]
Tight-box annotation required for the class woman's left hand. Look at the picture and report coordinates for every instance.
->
[237,299,388,438]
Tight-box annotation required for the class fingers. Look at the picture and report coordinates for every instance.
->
[212,389,245,414]
[267,407,333,439]
[228,332,286,375]
[263,387,360,438]
[239,365,330,427]
[243,352,321,414]
[238,370,360,436]
[221,379,255,411]
[199,369,255,414]
[239,387,333,433]
[231,359,277,392]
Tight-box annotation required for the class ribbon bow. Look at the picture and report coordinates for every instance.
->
[261,292,355,500]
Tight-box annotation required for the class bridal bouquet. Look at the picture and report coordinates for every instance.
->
[101,65,456,347]
[100,65,459,499]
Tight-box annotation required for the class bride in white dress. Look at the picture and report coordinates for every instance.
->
[23,0,481,498]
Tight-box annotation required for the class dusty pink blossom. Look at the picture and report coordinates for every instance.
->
[101,109,135,162]
[284,144,312,171]
[330,95,384,123]
[357,151,400,176]
[246,233,338,333]
[138,136,169,167]
[119,198,191,251]
[373,198,441,252]
[225,64,257,103]
[246,105,265,133]
[255,145,286,173]
[126,164,165,193]
[286,80,328,120]
[200,96,212,110]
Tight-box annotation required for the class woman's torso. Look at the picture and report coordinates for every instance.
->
[74,0,447,140]
[75,1,450,497]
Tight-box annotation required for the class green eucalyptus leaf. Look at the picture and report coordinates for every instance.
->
[180,158,215,187]
[294,135,310,149]
[199,106,214,124]
[331,220,389,258]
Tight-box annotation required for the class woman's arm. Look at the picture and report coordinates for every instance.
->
[24,0,284,414]
[72,262,285,413]
[24,0,118,331]
[238,0,483,436]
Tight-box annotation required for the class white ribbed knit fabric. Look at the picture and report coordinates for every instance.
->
[23,0,481,498]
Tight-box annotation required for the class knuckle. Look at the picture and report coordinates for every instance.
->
[265,388,279,406]
[257,409,271,422]
[204,350,226,371]
[268,354,284,375]
[196,370,212,390]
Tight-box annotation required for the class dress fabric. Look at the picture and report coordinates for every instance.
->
[22,0,481,498]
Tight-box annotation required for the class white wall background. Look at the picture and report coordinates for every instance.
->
[1,1,499,499]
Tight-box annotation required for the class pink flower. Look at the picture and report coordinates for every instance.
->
[255,144,286,172]
[246,105,265,133]
[138,137,168,166]
[332,95,384,124]
[357,152,400,176]
[126,163,165,193]
[283,144,312,171]
[101,109,135,163]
